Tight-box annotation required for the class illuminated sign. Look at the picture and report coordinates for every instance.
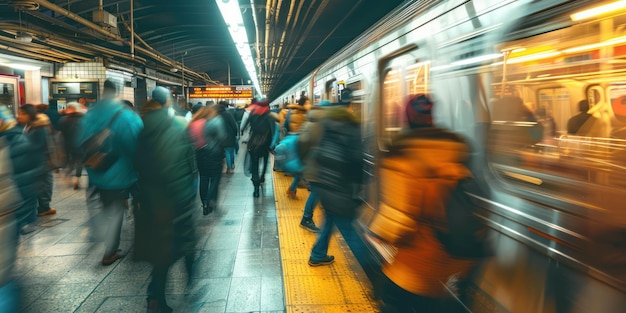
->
[189,86,253,99]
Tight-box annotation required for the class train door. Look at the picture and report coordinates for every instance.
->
[363,48,427,261]
[0,74,20,116]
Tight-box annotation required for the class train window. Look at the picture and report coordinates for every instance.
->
[380,55,429,149]
[346,80,364,125]
[486,9,626,212]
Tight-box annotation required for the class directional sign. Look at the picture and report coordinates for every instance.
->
[189,86,253,99]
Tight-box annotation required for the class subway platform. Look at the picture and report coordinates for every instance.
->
[13,149,379,313]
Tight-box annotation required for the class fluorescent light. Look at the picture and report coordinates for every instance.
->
[506,50,561,64]
[451,53,502,66]
[563,35,626,53]
[571,1,626,21]
[215,0,261,95]
[0,63,40,70]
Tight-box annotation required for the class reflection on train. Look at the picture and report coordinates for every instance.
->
[272,0,626,312]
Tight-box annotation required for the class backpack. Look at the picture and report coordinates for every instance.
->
[273,134,303,174]
[436,178,491,259]
[81,109,124,172]
[248,113,273,152]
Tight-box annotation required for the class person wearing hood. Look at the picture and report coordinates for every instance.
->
[57,102,85,190]
[134,86,197,312]
[370,94,478,313]
[217,101,239,174]
[298,91,364,267]
[77,79,143,266]
[17,103,57,217]
[0,105,41,234]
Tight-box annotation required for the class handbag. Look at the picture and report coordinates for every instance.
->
[81,109,124,172]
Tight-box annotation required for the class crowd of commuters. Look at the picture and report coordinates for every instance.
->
[0,78,494,312]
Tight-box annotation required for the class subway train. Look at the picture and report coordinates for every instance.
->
[271,0,626,312]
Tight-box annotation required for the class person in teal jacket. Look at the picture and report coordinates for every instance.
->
[77,79,143,266]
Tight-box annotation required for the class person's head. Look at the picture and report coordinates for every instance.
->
[0,105,17,132]
[339,88,353,104]
[192,102,205,114]
[78,97,87,106]
[191,105,217,122]
[151,86,171,106]
[103,79,118,100]
[579,100,590,113]
[121,100,134,108]
[405,94,433,129]
[36,104,49,113]
[18,104,38,124]
[66,102,82,114]
[297,96,311,111]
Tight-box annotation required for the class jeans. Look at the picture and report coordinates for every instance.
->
[98,189,128,258]
[66,153,83,177]
[224,147,236,170]
[199,172,221,206]
[250,149,269,186]
[302,189,319,220]
[36,170,54,212]
[289,175,301,192]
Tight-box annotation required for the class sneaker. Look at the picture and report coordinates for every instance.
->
[73,177,80,190]
[300,218,320,233]
[286,188,297,199]
[308,255,335,267]
[102,249,125,266]
[37,208,56,217]
[21,224,37,235]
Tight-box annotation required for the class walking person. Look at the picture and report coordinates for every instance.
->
[17,103,57,217]
[299,94,363,266]
[57,102,84,190]
[369,94,483,313]
[285,96,310,199]
[240,99,276,197]
[0,105,40,234]
[216,101,238,174]
[134,87,197,312]
[77,79,143,266]
[188,105,226,215]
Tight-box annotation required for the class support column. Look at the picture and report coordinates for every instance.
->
[24,69,42,104]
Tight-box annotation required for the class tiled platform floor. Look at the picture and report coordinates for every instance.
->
[13,144,378,313]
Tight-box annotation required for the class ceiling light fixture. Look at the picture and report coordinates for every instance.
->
[570,0,626,22]
[215,0,262,95]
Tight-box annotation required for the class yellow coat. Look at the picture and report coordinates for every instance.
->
[369,128,476,298]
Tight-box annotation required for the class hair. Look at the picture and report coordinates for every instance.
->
[579,100,589,112]
[19,104,38,122]
[191,105,216,122]
[122,100,134,108]
[298,96,309,106]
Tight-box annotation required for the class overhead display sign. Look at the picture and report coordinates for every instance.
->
[189,86,253,99]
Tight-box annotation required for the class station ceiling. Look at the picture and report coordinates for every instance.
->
[0,0,406,99]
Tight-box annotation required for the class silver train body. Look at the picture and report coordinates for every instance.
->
[272,0,626,312]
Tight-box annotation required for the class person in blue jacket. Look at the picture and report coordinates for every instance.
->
[77,79,143,266]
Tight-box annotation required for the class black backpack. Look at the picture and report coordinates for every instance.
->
[248,113,273,152]
[436,178,491,259]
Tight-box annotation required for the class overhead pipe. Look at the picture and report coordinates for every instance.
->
[31,0,208,83]
[250,0,262,88]
[130,0,134,60]
[0,43,66,62]
[269,0,307,77]
[264,0,273,80]
[269,0,283,71]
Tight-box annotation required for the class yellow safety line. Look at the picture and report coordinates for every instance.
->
[272,169,380,313]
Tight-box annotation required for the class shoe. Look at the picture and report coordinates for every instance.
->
[286,188,297,199]
[147,298,173,313]
[102,249,125,266]
[308,255,335,267]
[73,178,80,190]
[203,204,209,215]
[300,218,320,233]
[37,208,57,217]
[21,224,37,235]
[253,186,260,198]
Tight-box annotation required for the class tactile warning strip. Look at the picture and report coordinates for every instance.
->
[273,165,379,312]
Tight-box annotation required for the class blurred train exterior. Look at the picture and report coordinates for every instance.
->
[272,0,626,312]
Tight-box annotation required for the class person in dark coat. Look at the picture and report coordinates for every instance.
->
[134,87,197,313]
[17,104,57,217]
[57,102,84,190]
[217,101,239,173]
[240,99,276,197]
[0,105,41,234]
[188,105,226,215]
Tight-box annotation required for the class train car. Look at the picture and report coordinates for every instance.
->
[274,0,626,311]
